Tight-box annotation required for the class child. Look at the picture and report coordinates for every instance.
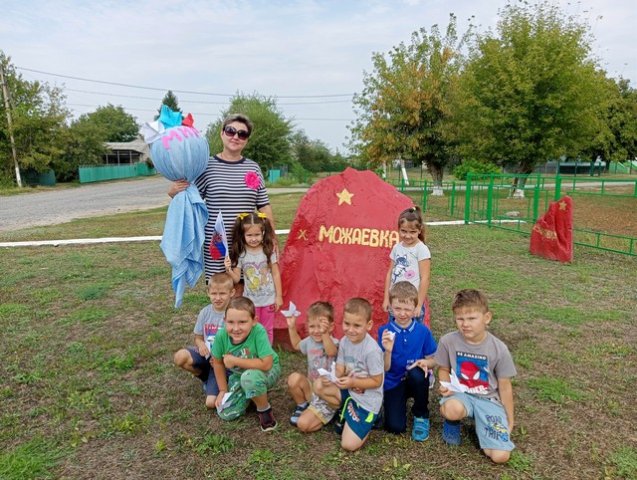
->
[378,281,437,441]
[382,206,431,325]
[173,273,235,409]
[211,296,281,431]
[314,298,384,452]
[285,301,339,431]
[436,289,516,464]
[225,212,283,344]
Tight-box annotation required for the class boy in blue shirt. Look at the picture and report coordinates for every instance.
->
[378,281,437,441]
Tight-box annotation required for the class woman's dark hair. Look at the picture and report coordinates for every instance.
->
[229,212,275,267]
[397,206,425,242]
[222,114,253,136]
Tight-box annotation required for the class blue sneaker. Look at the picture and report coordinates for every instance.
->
[289,402,309,426]
[442,420,461,445]
[412,417,430,442]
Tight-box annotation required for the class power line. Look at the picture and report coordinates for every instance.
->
[66,104,354,122]
[65,87,352,105]
[18,66,354,99]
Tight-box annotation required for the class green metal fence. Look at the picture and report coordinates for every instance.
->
[390,173,637,256]
[79,163,156,183]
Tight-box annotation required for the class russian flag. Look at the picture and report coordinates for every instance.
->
[209,212,228,260]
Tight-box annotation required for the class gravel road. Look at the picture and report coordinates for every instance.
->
[0,176,307,233]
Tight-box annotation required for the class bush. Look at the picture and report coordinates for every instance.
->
[452,159,501,180]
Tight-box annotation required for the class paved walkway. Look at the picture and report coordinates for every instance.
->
[0,176,308,232]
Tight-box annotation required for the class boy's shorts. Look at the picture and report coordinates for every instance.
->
[217,364,281,421]
[186,347,219,396]
[339,389,378,440]
[440,393,515,451]
[307,393,337,425]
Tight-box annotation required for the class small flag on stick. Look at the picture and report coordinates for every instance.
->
[209,212,228,260]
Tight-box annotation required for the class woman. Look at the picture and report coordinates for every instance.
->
[169,114,275,280]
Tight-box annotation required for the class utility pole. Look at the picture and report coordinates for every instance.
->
[0,63,22,188]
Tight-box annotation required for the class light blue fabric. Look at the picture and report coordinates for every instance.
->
[149,117,209,307]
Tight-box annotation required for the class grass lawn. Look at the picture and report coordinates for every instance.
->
[1,193,636,479]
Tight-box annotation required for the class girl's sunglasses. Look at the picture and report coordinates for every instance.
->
[223,126,250,140]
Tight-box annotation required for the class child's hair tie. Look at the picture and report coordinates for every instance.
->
[257,212,268,219]
[237,212,250,220]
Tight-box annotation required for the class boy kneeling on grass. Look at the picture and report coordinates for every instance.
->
[378,281,437,441]
[211,297,280,432]
[173,273,235,409]
[285,301,339,431]
[314,298,384,452]
[436,289,516,464]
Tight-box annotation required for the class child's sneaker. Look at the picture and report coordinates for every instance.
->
[411,417,430,442]
[289,402,309,426]
[442,419,462,445]
[257,407,277,432]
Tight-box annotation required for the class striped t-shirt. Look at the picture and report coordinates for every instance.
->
[194,155,270,278]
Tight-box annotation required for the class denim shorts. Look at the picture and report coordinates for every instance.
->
[440,393,515,451]
[339,389,378,440]
[186,347,219,396]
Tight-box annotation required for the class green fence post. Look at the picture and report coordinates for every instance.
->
[486,176,494,227]
[532,177,541,222]
[422,180,428,212]
[554,175,562,200]
[464,174,472,224]
[450,181,456,217]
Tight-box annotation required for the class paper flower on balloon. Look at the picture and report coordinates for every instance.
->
[245,171,261,190]
[141,105,210,307]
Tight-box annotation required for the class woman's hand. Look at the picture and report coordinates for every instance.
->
[168,179,190,198]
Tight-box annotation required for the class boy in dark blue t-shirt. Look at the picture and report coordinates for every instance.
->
[378,281,437,441]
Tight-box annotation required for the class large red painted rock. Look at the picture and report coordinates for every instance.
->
[529,196,573,263]
[275,168,414,346]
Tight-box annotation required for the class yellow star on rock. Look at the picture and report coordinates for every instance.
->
[558,201,567,211]
[336,188,354,206]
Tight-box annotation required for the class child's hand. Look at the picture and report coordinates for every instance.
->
[198,344,211,358]
[275,295,283,311]
[407,359,428,375]
[382,298,390,312]
[335,373,355,390]
[439,384,453,397]
[319,318,330,335]
[381,330,395,352]
[223,256,232,272]
[222,354,237,369]
[414,302,423,318]
[285,315,297,329]
[215,390,227,409]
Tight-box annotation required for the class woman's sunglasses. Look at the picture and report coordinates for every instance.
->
[223,126,250,140]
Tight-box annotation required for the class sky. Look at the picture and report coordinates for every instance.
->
[1,0,635,153]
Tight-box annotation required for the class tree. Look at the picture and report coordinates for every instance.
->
[349,15,469,192]
[457,2,608,193]
[155,90,181,119]
[290,130,340,173]
[72,104,138,143]
[581,77,637,162]
[206,94,293,174]
[1,51,69,184]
